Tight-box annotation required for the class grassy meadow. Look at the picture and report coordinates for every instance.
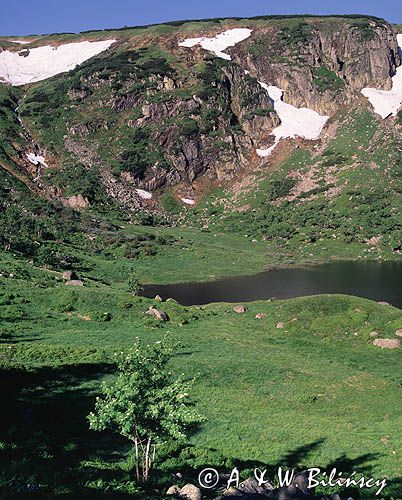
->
[1,244,402,499]
[0,14,401,499]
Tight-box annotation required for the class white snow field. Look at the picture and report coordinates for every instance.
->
[256,82,329,157]
[361,34,402,119]
[178,29,328,157]
[135,189,153,200]
[8,40,31,45]
[27,152,48,167]
[0,39,115,86]
[179,28,252,60]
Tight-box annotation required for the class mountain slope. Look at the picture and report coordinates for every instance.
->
[0,15,401,257]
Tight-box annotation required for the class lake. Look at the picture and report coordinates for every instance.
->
[143,261,402,308]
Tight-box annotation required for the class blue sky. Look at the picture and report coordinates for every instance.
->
[1,0,402,36]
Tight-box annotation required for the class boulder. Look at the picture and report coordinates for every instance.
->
[167,484,201,500]
[221,486,242,496]
[255,313,266,319]
[146,306,169,321]
[166,485,180,496]
[62,270,78,281]
[237,477,274,494]
[66,280,84,287]
[373,338,401,349]
[395,329,402,337]
[369,331,379,338]
[234,305,247,314]
[276,322,285,329]
[154,294,163,302]
[377,301,390,306]
[64,194,90,209]
[180,484,202,500]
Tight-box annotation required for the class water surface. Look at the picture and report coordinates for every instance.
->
[143,261,402,308]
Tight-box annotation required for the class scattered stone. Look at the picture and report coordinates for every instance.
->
[63,194,90,209]
[154,294,163,302]
[255,313,266,319]
[62,270,78,281]
[146,306,169,321]
[276,322,285,329]
[369,331,379,338]
[373,338,401,349]
[167,484,201,500]
[233,305,247,314]
[214,471,354,499]
[166,485,180,496]
[66,280,84,287]
[237,477,274,494]
[395,329,402,337]
[180,484,202,500]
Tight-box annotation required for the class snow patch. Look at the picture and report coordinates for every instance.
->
[179,28,252,60]
[0,39,116,86]
[180,198,195,205]
[27,152,48,167]
[361,35,402,119]
[135,189,153,200]
[256,82,329,157]
[8,40,31,45]
[178,28,328,157]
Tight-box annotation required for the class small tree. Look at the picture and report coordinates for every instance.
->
[87,337,202,483]
[128,273,143,296]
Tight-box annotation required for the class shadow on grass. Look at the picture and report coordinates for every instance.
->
[0,362,139,498]
[1,363,400,499]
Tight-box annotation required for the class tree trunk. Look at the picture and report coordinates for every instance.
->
[134,438,140,483]
[144,437,152,482]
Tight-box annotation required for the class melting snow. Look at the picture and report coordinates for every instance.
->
[135,189,153,200]
[256,82,329,157]
[178,28,328,157]
[8,40,31,45]
[179,28,252,60]
[180,198,195,205]
[0,39,115,86]
[361,34,402,119]
[27,152,48,167]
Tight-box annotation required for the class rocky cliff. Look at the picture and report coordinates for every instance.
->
[1,15,400,207]
[232,17,400,114]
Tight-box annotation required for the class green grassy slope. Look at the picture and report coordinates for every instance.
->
[1,259,401,498]
[186,108,402,261]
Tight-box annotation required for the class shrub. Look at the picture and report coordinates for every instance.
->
[313,65,345,93]
[160,193,181,214]
[128,273,143,296]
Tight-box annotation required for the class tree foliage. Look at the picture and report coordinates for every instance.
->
[87,337,202,482]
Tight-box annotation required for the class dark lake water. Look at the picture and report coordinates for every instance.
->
[143,261,402,308]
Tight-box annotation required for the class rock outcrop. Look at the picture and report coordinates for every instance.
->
[232,17,400,114]
[146,306,170,321]
[373,338,401,349]
[5,16,401,208]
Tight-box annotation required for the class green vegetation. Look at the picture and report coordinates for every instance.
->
[46,163,107,203]
[187,109,402,258]
[114,127,171,179]
[88,337,202,483]
[313,65,345,92]
[127,273,143,295]
[1,14,402,499]
[0,258,401,498]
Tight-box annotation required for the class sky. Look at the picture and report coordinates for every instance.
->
[1,0,402,36]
